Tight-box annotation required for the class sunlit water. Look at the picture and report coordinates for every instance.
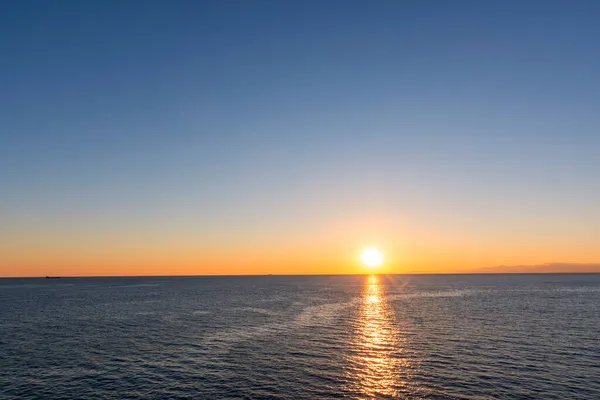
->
[2,274,599,399]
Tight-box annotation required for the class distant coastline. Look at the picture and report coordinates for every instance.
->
[471,263,600,274]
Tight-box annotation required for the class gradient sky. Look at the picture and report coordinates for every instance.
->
[2,1,600,276]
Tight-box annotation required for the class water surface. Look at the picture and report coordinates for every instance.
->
[2,274,599,399]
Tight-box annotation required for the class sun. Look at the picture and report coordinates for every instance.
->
[361,247,384,269]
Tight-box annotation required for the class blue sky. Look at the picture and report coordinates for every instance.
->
[2,1,600,274]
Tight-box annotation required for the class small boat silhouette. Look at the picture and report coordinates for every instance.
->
[45,276,61,279]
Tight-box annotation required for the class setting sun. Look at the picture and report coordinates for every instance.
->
[361,248,384,269]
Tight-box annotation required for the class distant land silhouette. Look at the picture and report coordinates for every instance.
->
[473,263,600,274]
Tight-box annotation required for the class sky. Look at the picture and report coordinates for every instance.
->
[2,0,600,276]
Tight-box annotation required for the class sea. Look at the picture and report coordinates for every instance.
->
[1,274,599,399]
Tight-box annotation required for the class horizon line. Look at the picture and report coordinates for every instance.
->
[2,271,600,279]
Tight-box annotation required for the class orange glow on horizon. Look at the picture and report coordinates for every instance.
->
[2,213,600,277]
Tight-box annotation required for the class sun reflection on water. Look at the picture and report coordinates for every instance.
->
[346,275,413,398]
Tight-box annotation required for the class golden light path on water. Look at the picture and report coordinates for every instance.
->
[347,275,415,398]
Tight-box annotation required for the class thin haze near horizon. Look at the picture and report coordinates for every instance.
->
[1,1,600,277]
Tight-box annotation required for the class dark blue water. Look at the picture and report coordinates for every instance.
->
[1,274,599,399]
